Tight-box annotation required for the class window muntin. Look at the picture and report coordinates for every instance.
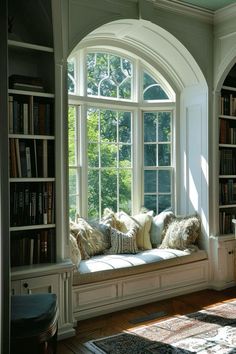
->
[87,108,132,219]
[143,72,169,101]
[87,52,133,100]
[143,111,172,214]
[68,58,76,94]
[68,48,175,220]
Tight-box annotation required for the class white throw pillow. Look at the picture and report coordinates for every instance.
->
[150,210,174,247]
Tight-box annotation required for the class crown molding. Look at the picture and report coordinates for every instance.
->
[150,0,213,23]
[214,3,236,25]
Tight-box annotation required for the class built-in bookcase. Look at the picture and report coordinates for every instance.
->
[219,65,236,235]
[8,30,56,267]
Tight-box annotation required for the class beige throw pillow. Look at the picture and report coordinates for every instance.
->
[117,211,152,250]
[69,234,81,267]
[159,215,201,250]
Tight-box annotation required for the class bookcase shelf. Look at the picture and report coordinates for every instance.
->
[8,40,54,53]
[10,224,56,232]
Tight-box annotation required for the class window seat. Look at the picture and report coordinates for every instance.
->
[72,248,209,321]
[73,248,207,285]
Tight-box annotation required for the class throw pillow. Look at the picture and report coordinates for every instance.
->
[150,210,175,247]
[117,211,152,250]
[69,233,81,267]
[101,208,124,230]
[70,217,110,258]
[106,226,139,254]
[159,214,201,250]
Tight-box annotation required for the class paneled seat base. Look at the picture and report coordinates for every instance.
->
[73,248,209,321]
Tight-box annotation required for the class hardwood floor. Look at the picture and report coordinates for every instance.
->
[58,287,236,353]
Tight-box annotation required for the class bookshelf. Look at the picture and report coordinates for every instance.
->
[219,68,236,235]
[7,0,75,338]
[8,93,56,267]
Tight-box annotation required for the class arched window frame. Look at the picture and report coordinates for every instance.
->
[68,46,176,220]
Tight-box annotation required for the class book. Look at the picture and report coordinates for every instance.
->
[25,146,32,177]
[15,138,22,178]
[23,103,29,134]
[8,95,13,133]
[9,75,44,92]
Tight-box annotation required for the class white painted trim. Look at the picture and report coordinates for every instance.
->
[214,3,236,24]
[151,0,213,23]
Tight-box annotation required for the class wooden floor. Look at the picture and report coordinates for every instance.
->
[58,287,236,353]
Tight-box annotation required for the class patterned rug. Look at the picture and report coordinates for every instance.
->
[85,299,236,353]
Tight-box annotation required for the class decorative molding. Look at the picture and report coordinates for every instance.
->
[214,3,236,25]
[150,0,213,24]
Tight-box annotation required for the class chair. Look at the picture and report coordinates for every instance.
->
[11,293,59,354]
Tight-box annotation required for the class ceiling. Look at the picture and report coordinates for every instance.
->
[178,0,236,11]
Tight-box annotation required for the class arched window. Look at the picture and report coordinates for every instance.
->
[68,48,175,220]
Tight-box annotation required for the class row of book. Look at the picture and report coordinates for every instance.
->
[10,182,55,227]
[219,149,236,175]
[219,119,236,144]
[8,94,54,135]
[219,179,236,205]
[220,93,236,116]
[11,229,56,267]
[219,210,236,234]
[9,138,54,178]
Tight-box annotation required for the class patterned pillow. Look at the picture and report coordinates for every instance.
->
[106,226,139,254]
[159,214,201,250]
[70,217,110,259]
[117,211,153,250]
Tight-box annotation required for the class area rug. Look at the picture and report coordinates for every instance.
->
[85,299,236,353]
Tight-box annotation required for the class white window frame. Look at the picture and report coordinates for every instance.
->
[68,47,176,219]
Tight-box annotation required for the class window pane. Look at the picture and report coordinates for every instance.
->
[144,170,156,193]
[143,72,169,100]
[88,170,99,220]
[119,145,131,167]
[101,170,117,213]
[87,108,99,142]
[119,111,131,143]
[67,59,75,93]
[88,143,99,167]
[158,112,171,142]
[158,144,171,166]
[69,168,77,195]
[158,170,171,193]
[87,52,132,100]
[101,144,117,167]
[119,169,132,214]
[158,195,171,212]
[144,144,156,166]
[68,106,76,165]
[69,195,77,220]
[144,195,157,214]
[100,110,117,142]
[144,112,156,142]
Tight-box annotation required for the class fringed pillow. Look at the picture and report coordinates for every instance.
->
[159,214,201,250]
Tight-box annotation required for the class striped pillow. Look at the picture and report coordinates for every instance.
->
[107,226,139,254]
